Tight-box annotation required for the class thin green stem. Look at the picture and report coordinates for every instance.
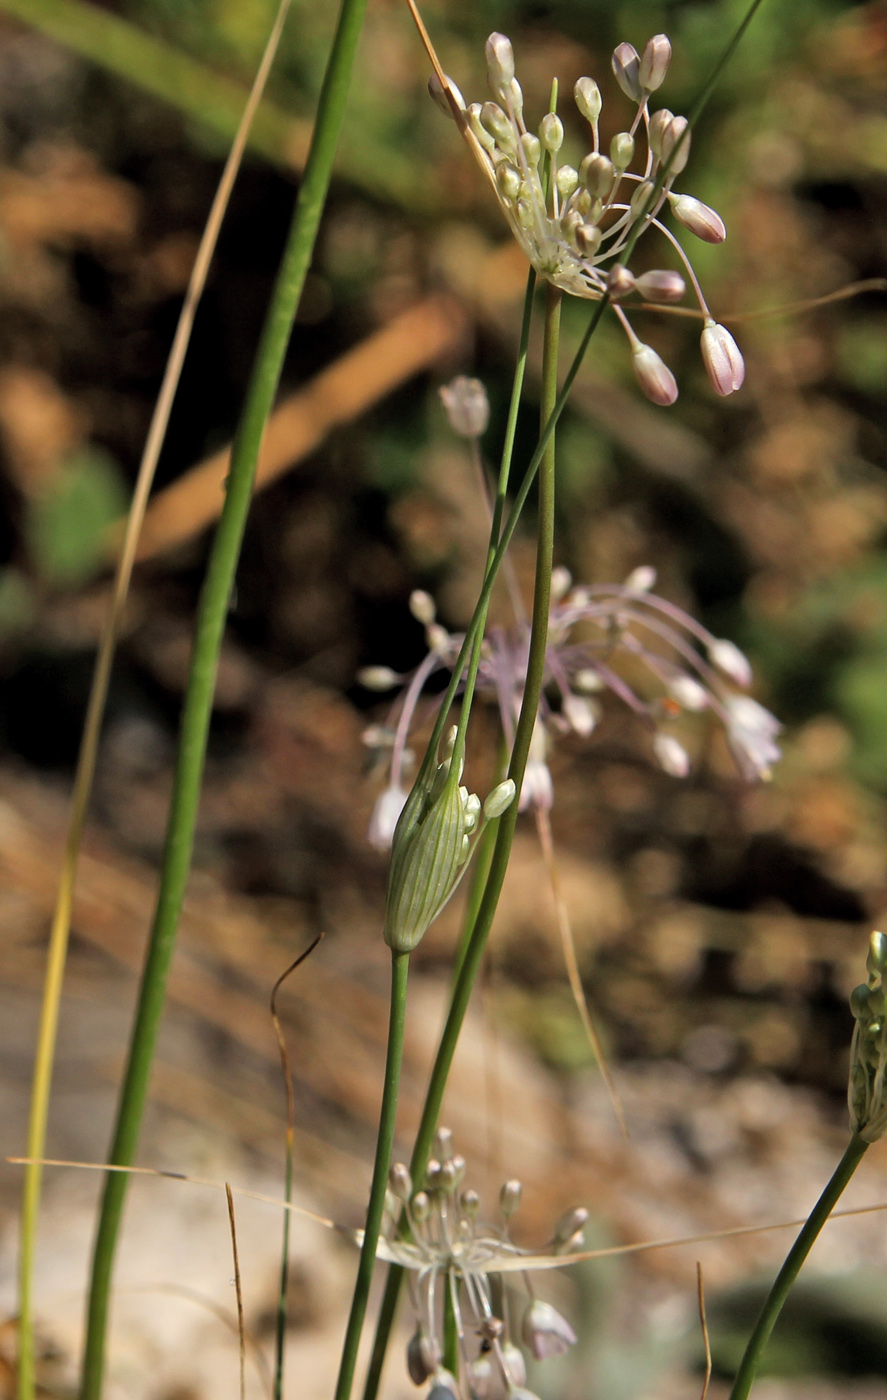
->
[78,1,368,1394]
[362,283,564,1400]
[443,1276,459,1375]
[728,1132,869,1400]
[333,951,410,1400]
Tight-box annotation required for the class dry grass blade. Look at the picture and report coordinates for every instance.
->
[18,5,296,1394]
[226,1183,247,1400]
[535,808,627,1138]
[127,294,468,561]
[697,1261,712,1400]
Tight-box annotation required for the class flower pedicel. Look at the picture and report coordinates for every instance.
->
[425,25,744,403]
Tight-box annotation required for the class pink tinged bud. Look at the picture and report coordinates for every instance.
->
[653,733,690,777]
[639,33,671,91]
[368,785,408,850]
[612,42,642,102]
[708,637,752,687]
[669,193,726,243]
[501,1345,527,1388]
[439,375,490,437]
[648,108,674,159]
[660,115,690,173]
[634,269,686,303]
[521,1299,578,1361]
[607,263,636,299]
[428,73,465,118]
[631,342,678,406]
[485,32,515,92]
[701,320,745,396]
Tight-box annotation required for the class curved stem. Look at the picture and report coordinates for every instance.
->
[728,1133,869,1400]
[78,1,368,1394]
[333,951,410,1400]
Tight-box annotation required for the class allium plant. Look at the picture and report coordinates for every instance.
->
[426,26,745,403]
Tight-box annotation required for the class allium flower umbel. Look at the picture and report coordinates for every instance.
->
[362,567,781,840]
[428,30,743,403]
[375,1130,585,1400]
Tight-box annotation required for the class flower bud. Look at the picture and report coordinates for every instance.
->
[467,1357,493,1398]
[579,152,614,196]
[630,179,655,220]
[539,112,564,152]
[708,638,752,686]
[639,34,671,91]
[439,376,490,438]
[483,779,516,820]
[499,1177,522,1217]
[501,1343,527,1387]
[701,320,745,396]
[607,263,636,299]
[368,784,408,852]
[428,73,465,118]
[610,130,635,170]
[496,161,521,202]
[553,1204,589,1246]
[653,732,690,777]
[631,341,678,406]
[551,564,572,599]
[611,42,642,102]
[635,269,686,302]
[660,115,690,172]
[384,766,475,952]
[388,1161,412,1201]
[624,564,656,592]
[520,131,541,168]
[358,665,399,690]
[576,223,602,257]
[504,77,524,120]
[563,693,598,736]
[574,76,602,126]
[461,1187,480,1216]
[669,675,709,711]
[648,108,674,159]
[556,165,579,199]
[480,101,515,150]
[407,1330,438,1385]
[669,192,726,243]
[521,1299,578,1360]
[428,1370,460,1400]
[409,589,435,625]
[485,32,515,93]
[467,103,496,151]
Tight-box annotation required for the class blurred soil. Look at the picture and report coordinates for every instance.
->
[0,3,886,1399]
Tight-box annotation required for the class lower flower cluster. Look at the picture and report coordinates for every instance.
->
[378,1130,586,1399]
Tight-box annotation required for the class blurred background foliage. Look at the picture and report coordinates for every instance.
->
[0,0,886,1396]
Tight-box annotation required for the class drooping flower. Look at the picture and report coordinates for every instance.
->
[423,27,743,403]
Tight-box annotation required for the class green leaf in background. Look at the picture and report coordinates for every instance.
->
[27,447,128,587]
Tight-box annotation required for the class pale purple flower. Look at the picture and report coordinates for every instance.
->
[521,1299,578,1359]
[724,695,782,781]
[701,319,745,396]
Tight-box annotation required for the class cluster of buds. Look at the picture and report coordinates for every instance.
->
[377,1129,585,1399]
[382,725,515,951]
[361,567,780,846]
[429,31,744,402]
[849,931,887,1142]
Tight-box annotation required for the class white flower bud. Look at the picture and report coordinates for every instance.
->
[708,637,752,686]
[485,32,515,93]
[624,564,656,592]
[669,192,726,242]
[610,130,635,170]
[607,263,636,299]
[539,112,564,152]
[631,341,678,406]
[669,675,709,711]
[461,1186,480,1216]
[612,42,642,102]
[409,589,435,625]
[580,152,615,196]
[648,108,674,159]
[483,779,516,820]
[701,320,745,396]
[575,667,604,693]
[521,1299,578,1360]
[520,131,541,168]
[368,785,407,851]
[554,1204,589,1246]
[501,1345,527,1388]
[504,77,524,119]
[388,1161,412,1201]
[467,1358,493,1398]
[574,76,602,125]
[439,375,490,438]
[639,34,671,91]
[428,1370,460,1400]
[496,161,521,201]
[467,102,496,151]
[480,101,515,150]
[635,269,686,302]
[653,732,691,777]
[427,73,465,118]
[563,694,598,737]
[411,1190,430,1220]
[358,665,400,690]
[551,564,572,599]
[499,1177,522,1216]
[630,179,655,220]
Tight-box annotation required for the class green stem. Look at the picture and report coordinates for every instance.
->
[362,283,564,1400]
[443,1276,459,1375]
[728,1133,869,1400]
[78,1,368,1394]
[333,951,410,1400]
